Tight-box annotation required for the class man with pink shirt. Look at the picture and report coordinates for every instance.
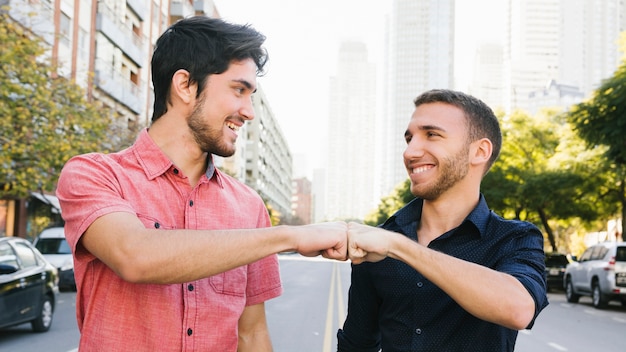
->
[57,16,347,351]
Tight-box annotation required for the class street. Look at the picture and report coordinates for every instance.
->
[1,254,625,351]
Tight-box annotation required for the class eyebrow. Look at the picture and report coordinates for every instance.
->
[405,124,447,138]
[233,79,256,93]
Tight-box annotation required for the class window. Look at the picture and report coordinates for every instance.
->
[59,11,72,46]
[14,243,38,268]
[579,247,593,262]
[0,242,18,268]
[616,247,626,262]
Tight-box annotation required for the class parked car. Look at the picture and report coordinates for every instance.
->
[563,241,626,309]
[33,227,75,291]
[0,236,59,332]
[544,252,570,291]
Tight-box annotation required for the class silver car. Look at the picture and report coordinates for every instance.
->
[564,241,626,309]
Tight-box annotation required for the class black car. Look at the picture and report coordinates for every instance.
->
[0,237,59,332]
[544,252,570,291]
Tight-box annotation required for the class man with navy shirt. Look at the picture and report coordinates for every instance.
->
[338,89,548,351]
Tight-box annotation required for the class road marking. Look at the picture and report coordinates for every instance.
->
[322,263,347,352]
[323,263,338,352]
[336,264,345,326]
[547,342,568,351]
[613,316,626,323]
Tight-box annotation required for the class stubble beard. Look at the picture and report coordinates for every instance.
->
[412,145,470,200]
[187,98,236,158]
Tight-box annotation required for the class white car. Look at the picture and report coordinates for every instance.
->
[564,241,626,308]
[33,227,75,291]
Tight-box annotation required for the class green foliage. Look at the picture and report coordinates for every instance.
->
[0,11,119,198]
[364,179,413,226]
[566,50,626,241]
[567,63,626,165]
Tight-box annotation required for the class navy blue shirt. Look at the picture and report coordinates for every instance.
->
[337,195,548,352]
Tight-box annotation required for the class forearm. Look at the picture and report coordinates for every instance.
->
[238,304,273,352]
[388,234,536,330]
[84,212,296,284]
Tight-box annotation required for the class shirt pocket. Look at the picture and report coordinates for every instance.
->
[210,266,247,297]
[136,214,175,230]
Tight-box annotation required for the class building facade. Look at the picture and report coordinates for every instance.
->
[324,41,378,220]
[381,0,455,196]
[503,0,626,113]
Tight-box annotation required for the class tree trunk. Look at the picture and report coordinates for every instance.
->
[538,207,557,252]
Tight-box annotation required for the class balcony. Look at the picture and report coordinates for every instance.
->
[96,4,145,66]
[94,63,144,114]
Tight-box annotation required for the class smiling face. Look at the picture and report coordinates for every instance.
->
[403,102,471,200]
[187,59,257,157]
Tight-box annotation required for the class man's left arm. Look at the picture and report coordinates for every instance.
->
[238,303,272,352]
[348,222,544,330]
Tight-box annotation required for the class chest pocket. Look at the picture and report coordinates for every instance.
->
[210,266,247,297]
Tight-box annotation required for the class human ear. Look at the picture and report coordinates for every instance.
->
[171,69,196,104]
[470,138,492,167]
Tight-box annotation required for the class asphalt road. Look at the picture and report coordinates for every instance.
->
[2,254,625,351]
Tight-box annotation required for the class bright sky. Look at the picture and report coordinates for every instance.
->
[214,0,504,178]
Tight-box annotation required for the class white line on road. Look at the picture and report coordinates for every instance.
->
[547,342,568,351]
[323,263,338,352]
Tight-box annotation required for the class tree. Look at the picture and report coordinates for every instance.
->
[0,10,122,198]
[483,109,606,252]
[364,179,414,226]
[566,56,626,240]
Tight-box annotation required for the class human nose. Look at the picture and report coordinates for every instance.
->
[240,96,255,121]
[403,137,425,161]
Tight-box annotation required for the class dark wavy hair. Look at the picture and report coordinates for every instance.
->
[413,89,502,173]
[151,16,268,122]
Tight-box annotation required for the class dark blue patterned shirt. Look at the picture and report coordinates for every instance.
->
[337,195,548,352]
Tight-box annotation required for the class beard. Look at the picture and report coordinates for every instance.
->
[411,145,470,200]
[186,98,236,157]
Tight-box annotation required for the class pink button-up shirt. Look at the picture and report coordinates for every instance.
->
[57,129,282,351]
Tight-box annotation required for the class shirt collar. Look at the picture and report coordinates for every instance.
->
[385,194,491,238]
[132,128,223,187]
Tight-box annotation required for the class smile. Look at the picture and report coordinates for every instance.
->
[226,122,240,132]
[412,165,433,174]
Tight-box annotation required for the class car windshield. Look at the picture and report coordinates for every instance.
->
[35,238,72,255]
[546,255,569,266]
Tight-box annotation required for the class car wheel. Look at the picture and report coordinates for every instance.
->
[565,279,580,303]
[31,295,54,332]
[592,282,608,309]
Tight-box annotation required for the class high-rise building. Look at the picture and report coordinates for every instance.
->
[324,41,378,220]
[381,0,455,196]
[291,177,312,225]
[218,87,293,219]
[503,0,626,112]
[470,42,505,111]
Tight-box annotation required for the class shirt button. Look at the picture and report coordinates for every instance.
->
[173,168,179,174]
[154,222,160,229]
[188,284,194,291]
[415,328,422,334]
[417,282,423,288]
[187,328,193,336]
[189,200,194,207]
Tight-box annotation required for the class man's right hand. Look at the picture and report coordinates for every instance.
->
[293,222,348,261]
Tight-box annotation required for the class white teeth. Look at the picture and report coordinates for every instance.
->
[412,166,430,174]
[226,122,240,132]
